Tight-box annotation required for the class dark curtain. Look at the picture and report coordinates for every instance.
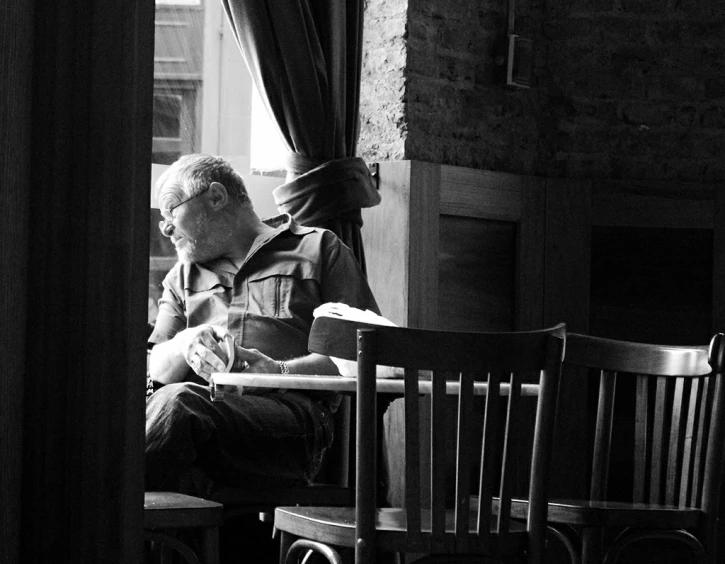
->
[221,0,380,272]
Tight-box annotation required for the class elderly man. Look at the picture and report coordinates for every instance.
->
[146,153,379,496]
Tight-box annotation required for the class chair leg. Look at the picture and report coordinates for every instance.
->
[279,531,297,564]
[603,529,706,564]
[581,527,604,564]
[284,539,344,564]
[547,525,581,564]
[144,530,203,564]
[200,526,220,564]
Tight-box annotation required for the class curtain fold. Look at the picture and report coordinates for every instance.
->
[222,0,379,270]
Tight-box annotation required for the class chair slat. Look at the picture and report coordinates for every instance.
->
[476,370,500,547]
[454,370,475,552]
[665,377,686,505]
[590,370,616,501]
[690,378,710,507]
[649,377,668,503]
[633,376,649,502]
[496,371,520,542]
[404,367,421,541]
[430,369,447,552]
[679,377,700,506]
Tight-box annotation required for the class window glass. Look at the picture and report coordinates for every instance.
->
[149,0,285,325]
[152,94,182,139]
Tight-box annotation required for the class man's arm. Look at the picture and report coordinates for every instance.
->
[151,326,339,384]
[149,325,229,384]
[148,338,191,385]
[319,233,381,315]
[233,347,339,376]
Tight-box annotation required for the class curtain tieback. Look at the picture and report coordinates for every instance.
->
[285,153,327,176]
[273,156,381,226]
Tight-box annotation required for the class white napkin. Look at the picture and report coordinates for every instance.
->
[313,303,401,378]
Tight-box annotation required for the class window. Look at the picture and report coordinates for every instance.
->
[149,0,286,324]
[152,85,198,164]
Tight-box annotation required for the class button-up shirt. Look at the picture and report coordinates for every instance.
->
[149,214,380,365]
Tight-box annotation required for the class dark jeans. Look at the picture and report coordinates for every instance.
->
[145,383,333,496]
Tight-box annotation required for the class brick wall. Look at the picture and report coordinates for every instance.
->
[358,0,725,182]
[358,0,409,162]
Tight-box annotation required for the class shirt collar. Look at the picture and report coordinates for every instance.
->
[262,213,315,235]
[183,214,315,290]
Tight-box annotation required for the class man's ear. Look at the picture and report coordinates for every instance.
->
[208,181,229,210]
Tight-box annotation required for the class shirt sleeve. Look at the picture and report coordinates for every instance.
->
[148,266,187,346]
[319,232,381,315]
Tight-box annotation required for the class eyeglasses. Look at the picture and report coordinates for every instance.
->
[158,187,209,236]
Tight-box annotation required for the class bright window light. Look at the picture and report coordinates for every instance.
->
[250,86,287,173]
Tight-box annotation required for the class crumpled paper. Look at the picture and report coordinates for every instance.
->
[313,303,401,378]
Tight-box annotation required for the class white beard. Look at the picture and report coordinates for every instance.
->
[176,210,231,264]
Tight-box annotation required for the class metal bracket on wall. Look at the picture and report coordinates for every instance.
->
[368,162,379,190]
[506,0,533,88]
[507,34,533,88]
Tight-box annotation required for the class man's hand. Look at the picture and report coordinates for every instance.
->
[181,325,231,382]
[233,346,280,374]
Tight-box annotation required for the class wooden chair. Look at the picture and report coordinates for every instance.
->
[273,318,566,564]
[144,491,224,564]
[506,332,725,564]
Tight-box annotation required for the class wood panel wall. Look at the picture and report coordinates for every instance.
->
[1,0,155,561]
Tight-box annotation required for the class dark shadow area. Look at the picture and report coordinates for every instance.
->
[220,515,279,564]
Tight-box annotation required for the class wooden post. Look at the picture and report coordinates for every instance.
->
[1,2,34,562]
[362,160,440,329]
[2,0,156,561]
[362,160,441,509]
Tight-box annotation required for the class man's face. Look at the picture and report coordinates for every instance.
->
[158,176,223,264]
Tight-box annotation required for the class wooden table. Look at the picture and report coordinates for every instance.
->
[209,372,540,400]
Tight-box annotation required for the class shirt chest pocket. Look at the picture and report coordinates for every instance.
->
[247,274,295,319]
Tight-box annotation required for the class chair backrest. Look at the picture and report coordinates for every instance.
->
[310,317,566,563]
[564,332,725,513]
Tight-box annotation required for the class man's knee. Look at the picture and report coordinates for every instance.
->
[146,383,209,427]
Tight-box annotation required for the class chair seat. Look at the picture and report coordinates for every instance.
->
[210,484,354,522]
[144,491,224,529]
[275,506,529,554]
[211,484,353,507]
[507,497,703,528]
